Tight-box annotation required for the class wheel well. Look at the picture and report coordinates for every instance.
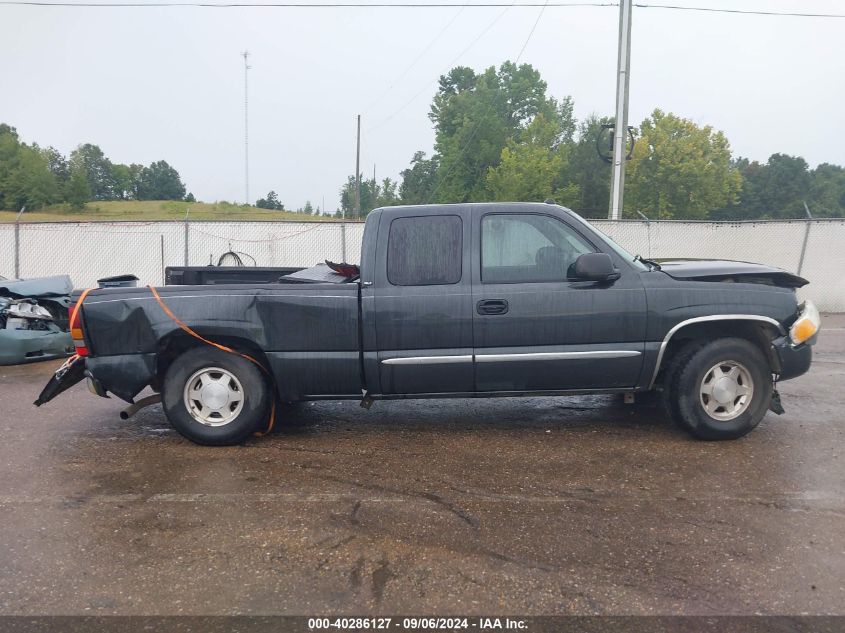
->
[656,320,781,387]
[153,332,272,392]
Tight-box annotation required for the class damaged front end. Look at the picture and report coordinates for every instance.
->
[0,297,73,366]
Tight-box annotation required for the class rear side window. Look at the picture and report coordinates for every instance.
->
[387,215,462,286]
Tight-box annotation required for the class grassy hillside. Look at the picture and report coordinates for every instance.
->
[0,200,342,223]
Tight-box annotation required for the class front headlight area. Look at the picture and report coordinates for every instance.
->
[790,300,821,346]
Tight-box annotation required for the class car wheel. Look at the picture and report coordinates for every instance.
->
[162,346,272,445]
[669,337,772,440]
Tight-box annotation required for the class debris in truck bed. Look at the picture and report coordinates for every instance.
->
[280,263,358,284]
[325,260,360,278]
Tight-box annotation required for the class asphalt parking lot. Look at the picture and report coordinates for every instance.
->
[0,317,843,617]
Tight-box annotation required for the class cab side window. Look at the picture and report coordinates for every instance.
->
[388,215,462,286]
[481,214,594,283]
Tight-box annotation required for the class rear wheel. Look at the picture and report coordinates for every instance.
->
[667,337,772,440]
[162,347,272,445]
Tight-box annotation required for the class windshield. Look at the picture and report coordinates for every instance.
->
[563,209,650,272]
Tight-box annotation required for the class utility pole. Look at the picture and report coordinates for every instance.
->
[355,115,362,219]
[609,0,632,220]
[243,51,251,206]
[14,206,25,279]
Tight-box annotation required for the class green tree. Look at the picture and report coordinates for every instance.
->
[339,175,402,216]
[0,125,64,210]
[0,124,23,209]
[2,144,61,210]
[625,109,741,219]
[69,143,115,201]
[110,163,140,200]
[65,164,91,211]
[809,163,845,217]
[256,190,283,210]
[564,115,612,218]
[427,62,562,203]
[376,177,400,207]
[724,154,812,219]
[399,151,438,204]
[135,160,186,200]
[43,146,69,186]
[756,154,811,218]
[303,200,314,215]
[486,114,577,206]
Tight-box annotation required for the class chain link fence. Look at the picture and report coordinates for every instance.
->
[1,218,843,311]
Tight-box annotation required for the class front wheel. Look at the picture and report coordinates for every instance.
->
[667,337,772,440]
[162,347,273,445]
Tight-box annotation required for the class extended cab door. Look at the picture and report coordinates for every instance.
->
[471,206,647,392]
[372,206,474,395]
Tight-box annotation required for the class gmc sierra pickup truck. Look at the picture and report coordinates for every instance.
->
[36,202,820,445]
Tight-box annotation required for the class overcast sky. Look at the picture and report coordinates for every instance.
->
[1,0,843,211]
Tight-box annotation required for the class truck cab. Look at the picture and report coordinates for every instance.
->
[363,203,648,396]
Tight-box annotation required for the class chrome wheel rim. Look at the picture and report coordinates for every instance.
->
[183,367,244,427]
[699,360,754,421]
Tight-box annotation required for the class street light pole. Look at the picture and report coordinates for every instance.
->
[609,0,632,220]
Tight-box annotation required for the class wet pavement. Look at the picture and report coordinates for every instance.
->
[0,317,843,616]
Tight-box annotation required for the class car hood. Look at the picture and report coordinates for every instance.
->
[656,259,808,288]
[0,275,74,298]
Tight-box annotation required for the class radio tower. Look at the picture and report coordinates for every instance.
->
[242,51,251,206]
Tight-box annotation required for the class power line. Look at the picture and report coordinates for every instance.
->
[0,1,613,6]
[515,0,548,61]
[5,1,843,19]
[360,4,466,115]
[634,4,845,19]
[426,0,548,203]
[366,2,512,132]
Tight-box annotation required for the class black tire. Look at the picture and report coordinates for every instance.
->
[667,337,772,441]
[661,340,705,424]
[162,346,273,446]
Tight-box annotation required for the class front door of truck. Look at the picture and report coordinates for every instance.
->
[471,208,647,392]
[373,207,474,395]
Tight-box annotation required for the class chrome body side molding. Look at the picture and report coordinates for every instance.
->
[475,351,641,363]
[381,355,472,365]
[382,350,641,365]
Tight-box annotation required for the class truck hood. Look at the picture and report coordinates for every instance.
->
[656,259,808,288]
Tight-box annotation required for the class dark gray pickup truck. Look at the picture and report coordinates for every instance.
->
[37,202,820,445]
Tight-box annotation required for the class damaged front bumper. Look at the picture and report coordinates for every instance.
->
[772,335,814,381]
[0,295,73,366]
[0,328,72,366]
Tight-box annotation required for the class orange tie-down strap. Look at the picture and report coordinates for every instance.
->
[55,287,97,373]
[147,286,276,436]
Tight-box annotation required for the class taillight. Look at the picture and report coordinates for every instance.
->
[68,303,89,357]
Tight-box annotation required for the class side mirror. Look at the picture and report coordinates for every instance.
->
[574,253,620,282]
